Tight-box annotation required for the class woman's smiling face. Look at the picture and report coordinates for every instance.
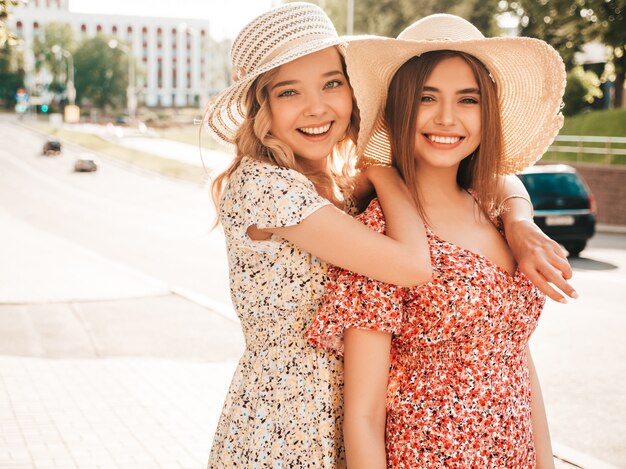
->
[267,47,353,170]
[413,56,482,171]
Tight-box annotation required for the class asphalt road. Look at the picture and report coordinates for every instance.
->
[1,116,624,468]
[0,116,233,310]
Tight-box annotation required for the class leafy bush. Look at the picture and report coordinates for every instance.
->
[563,67,603,116]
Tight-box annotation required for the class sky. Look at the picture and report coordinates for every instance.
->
[69,0,278,40]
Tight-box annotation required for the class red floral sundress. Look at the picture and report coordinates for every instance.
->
[306,198,546,468]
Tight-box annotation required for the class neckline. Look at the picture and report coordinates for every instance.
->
[424,225,519,280]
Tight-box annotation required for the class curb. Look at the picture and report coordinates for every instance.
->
[171,286,239,323]
[553,442,622,469]
[597,223,626,234]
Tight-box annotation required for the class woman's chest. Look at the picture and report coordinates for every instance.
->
[397,243,545,345]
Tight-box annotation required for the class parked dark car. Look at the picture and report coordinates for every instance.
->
[518,164,596,257]
[42,139,62,156]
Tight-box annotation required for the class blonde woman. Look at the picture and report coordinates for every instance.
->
[205,5,574,468]
[307,14,566,468]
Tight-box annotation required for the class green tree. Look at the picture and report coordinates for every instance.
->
[0,41,24,107]
[584,0,625,107]
[301,0,500,38]
[0,0,22,47]
[503,0,625,107]
[563,66,603,116]
[32,23,75,94]
[73,34,129,110]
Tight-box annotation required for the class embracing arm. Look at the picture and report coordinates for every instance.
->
[343,328,391,469]
[266,168,430,287]
[527,347,555,469]
[498,175,577,303]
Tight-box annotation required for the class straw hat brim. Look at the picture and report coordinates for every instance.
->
[347,36,566,174]
[205,35,369,146]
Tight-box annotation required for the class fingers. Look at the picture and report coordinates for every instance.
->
[547,248,573,280]
[519,257,578,302]
[524,268,566,303]
[545,271,578,301]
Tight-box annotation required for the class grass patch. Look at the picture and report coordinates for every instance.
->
[541,108,626,165]
[561,108,626,136]
[154,123,232,153]
[541,151,626,166]
[30,123,209,184]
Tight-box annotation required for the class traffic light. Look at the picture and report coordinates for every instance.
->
[40,105,49,113]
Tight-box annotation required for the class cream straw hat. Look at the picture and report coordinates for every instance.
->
[205,2,356,145]
[347,14,566,174]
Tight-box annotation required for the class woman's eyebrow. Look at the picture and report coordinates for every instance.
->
[271,70,344,90]
[271,80,299,90]
[423,85,480,94]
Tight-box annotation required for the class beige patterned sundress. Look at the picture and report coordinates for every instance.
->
[208,156,345,468]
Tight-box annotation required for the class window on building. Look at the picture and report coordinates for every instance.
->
[157,58,162,89]
[96,25,102,33]
[112,25,118,34]
[80,24,87,33]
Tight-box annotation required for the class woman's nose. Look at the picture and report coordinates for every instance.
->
[434,102,455,126]
[303,92,326,116]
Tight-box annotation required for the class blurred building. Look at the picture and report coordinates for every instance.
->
[9,0,228,107]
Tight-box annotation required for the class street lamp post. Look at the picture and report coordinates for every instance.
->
[51,44,76,106]
[180,23,208,111]
[108,39,136,122]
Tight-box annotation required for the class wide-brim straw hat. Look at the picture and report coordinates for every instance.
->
[205,2,358,145]
[347,14,566,174]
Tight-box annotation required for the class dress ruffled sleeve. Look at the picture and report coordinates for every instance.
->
[305,199,405,356]
[238,160,332,231]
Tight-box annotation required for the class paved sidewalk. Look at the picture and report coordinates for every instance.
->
[0,357,236,469]
[1,355,589,469]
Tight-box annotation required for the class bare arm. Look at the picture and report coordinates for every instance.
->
[498,175,577,303]
[343,328,391,469]
[527,347,555,469]
[265,168,430,287]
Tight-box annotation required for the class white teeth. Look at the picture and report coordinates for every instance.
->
[428,134,461,144]
[299,123,331,135]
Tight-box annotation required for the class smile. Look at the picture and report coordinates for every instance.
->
[426,134,464,144]
[298,123,332,136]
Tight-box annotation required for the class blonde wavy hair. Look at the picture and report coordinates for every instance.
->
[210,50,359,225]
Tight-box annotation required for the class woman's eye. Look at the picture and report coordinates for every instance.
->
[277,89,297,98]
[460,97,479,104]
[324,79,343,89]
[420,95,435,103]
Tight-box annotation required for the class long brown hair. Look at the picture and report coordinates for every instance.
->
[384,50,502,222]
[210,48,359,225]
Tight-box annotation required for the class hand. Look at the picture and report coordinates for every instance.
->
[505,218,577,303]
[352,166,400,213]
[364,165,401,184]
